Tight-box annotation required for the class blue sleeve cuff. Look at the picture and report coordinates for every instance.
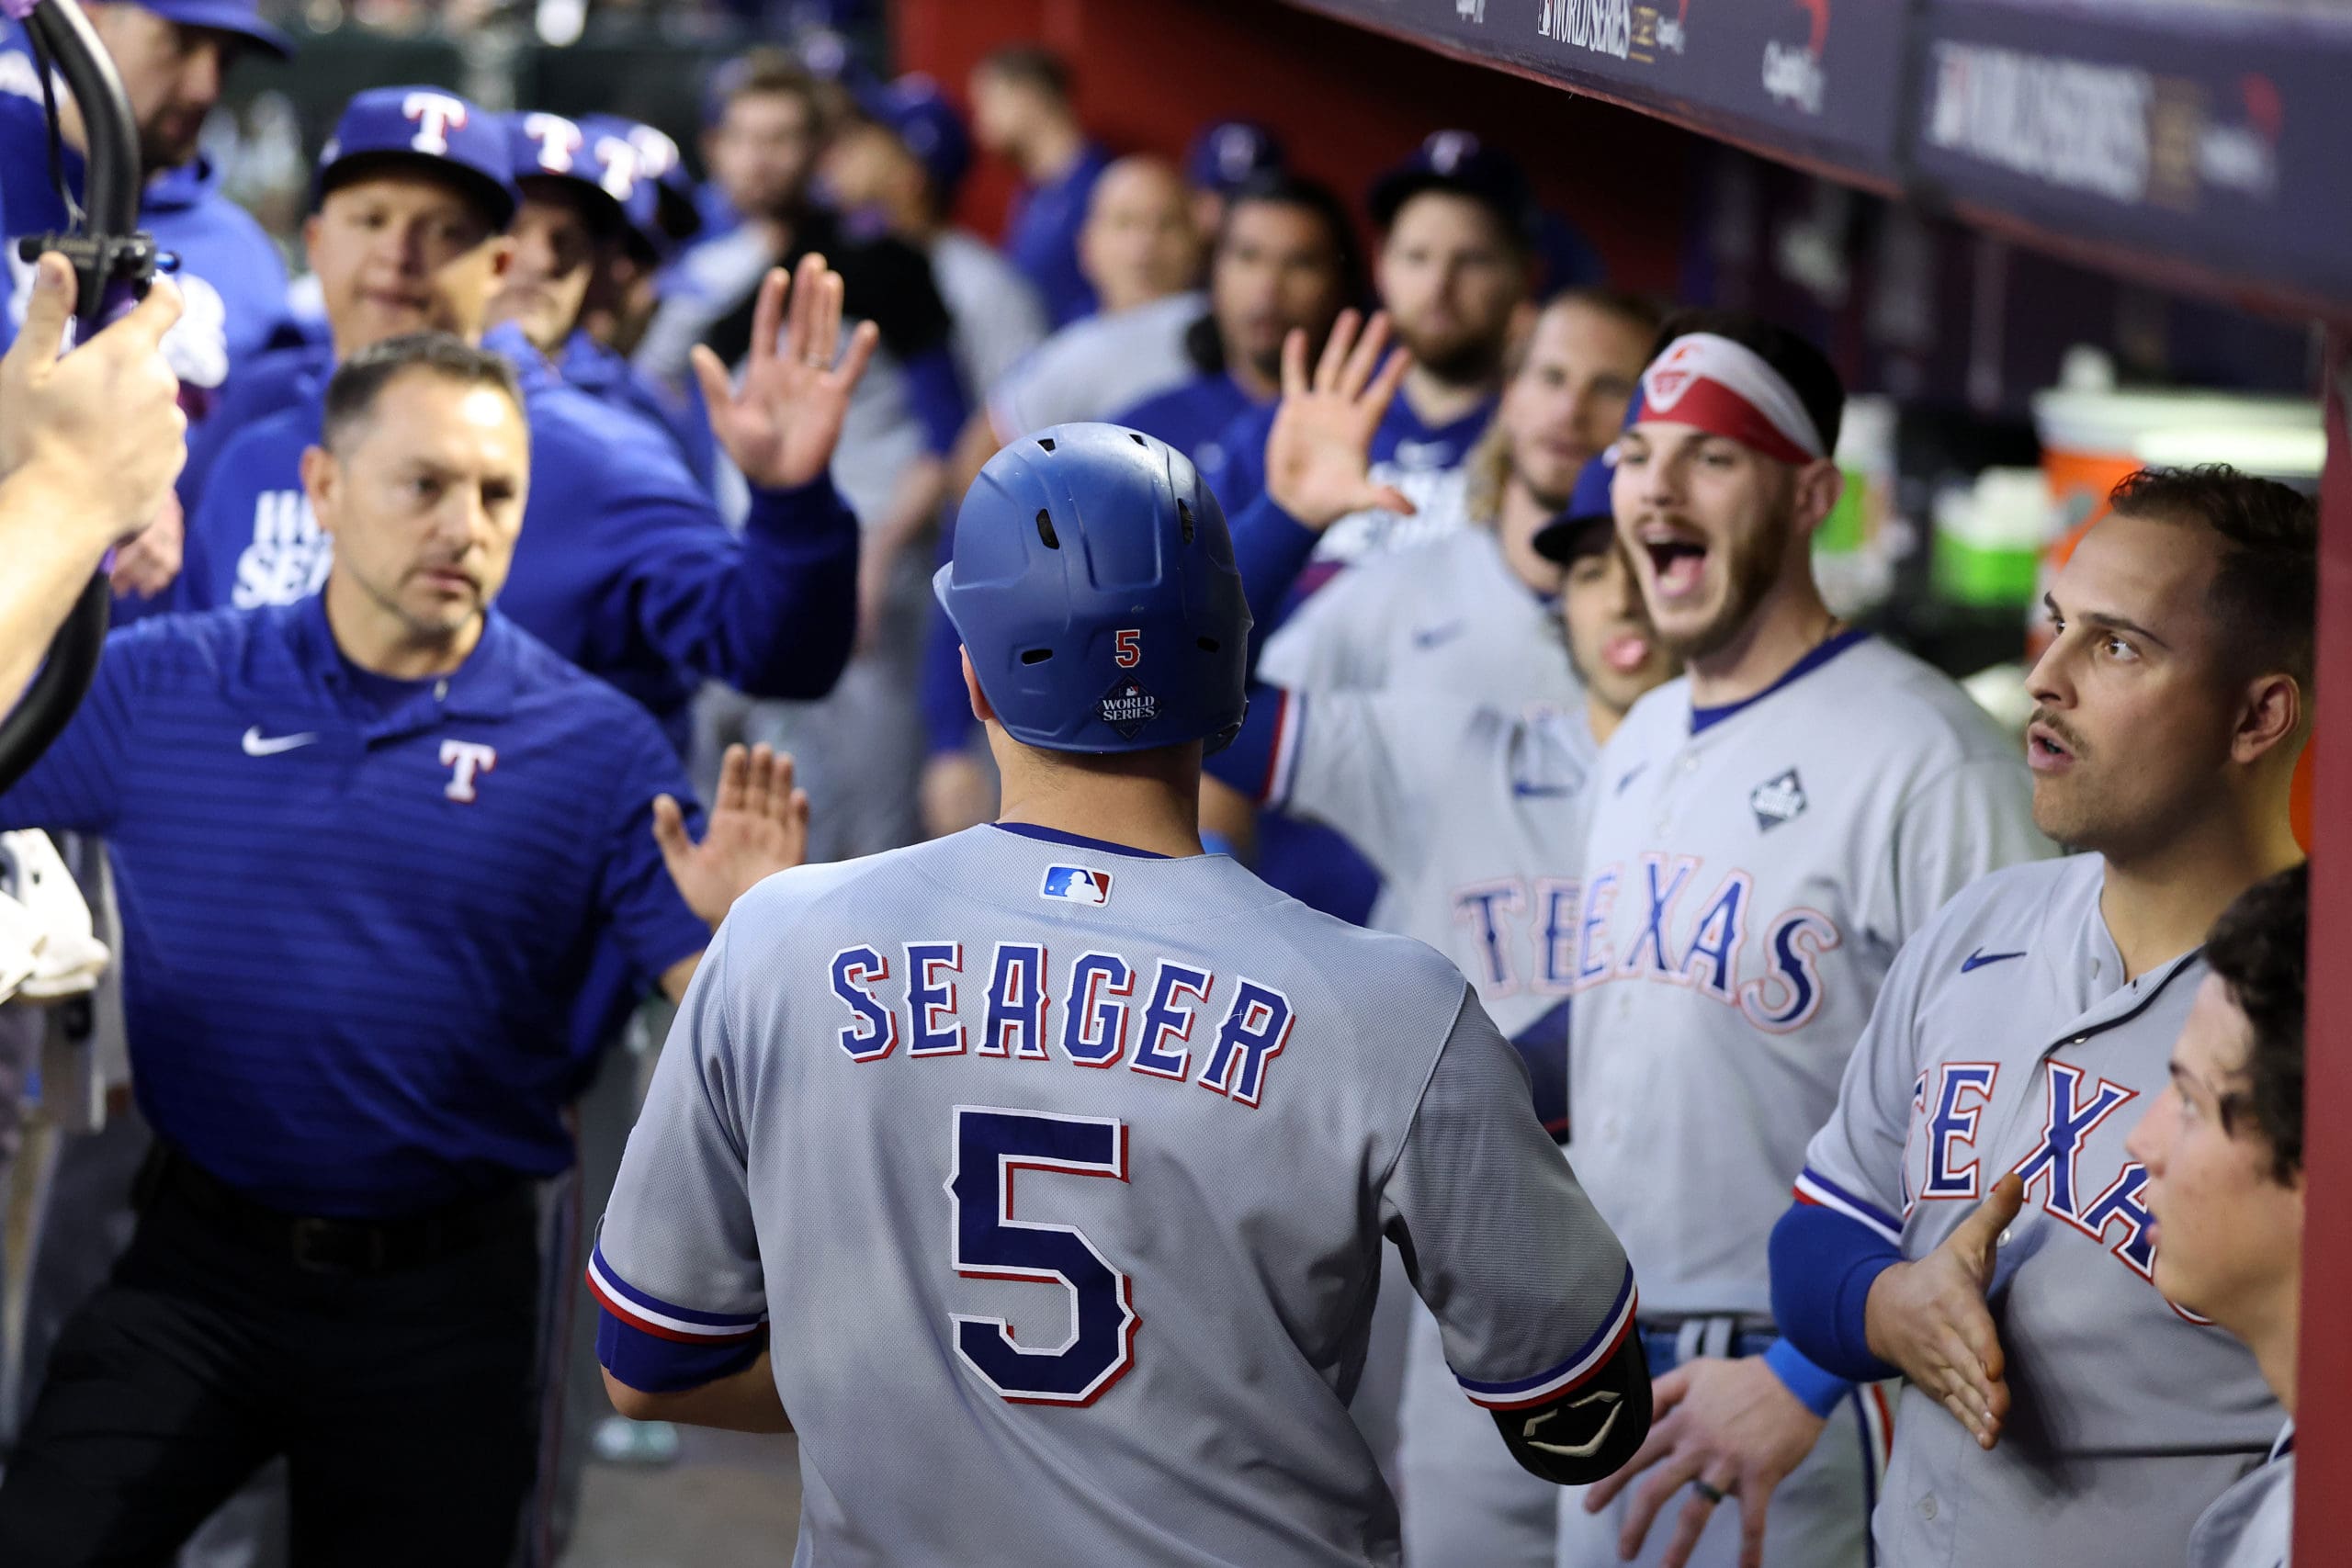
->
[1769,1197,1905,1384]
[742,473,859,544]
[1762,1337,1855,1419]
[595,1308,764,1394]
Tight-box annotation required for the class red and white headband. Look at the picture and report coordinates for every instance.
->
[1631,333,1827,466]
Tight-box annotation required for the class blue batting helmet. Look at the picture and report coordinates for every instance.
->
[933,424,1250,755]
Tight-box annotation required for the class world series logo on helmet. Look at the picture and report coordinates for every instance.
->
[1099,679,1159,739]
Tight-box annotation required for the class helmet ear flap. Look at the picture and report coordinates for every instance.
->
[934,423,1251,755]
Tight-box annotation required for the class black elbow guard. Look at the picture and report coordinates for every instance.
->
[1490,1330,1653,1486]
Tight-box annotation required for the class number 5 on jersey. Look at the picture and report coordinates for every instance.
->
[946,1106,1139,1405]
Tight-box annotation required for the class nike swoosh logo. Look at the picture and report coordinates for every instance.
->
[241,726,319,757]
[1512,781,1575,799]
[1411,622,1466,649]
[1961,948,2028,974]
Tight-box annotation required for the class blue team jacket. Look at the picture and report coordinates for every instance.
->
[0,92,293,391]
[560,329,719,491]
[177,324,859,739]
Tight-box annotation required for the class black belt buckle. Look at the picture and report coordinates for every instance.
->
[288,1216,387,1274]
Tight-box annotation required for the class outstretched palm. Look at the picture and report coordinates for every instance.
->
[695,253,882,491]
[1262,309,1416,530]
[652,744,811,927]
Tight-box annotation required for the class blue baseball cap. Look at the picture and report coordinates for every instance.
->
[1368,130,1536,243]
[505,111,628,236]
[853,74,971,209]
[1185,120,1283,197]
[575,114,702,265]
[1532,452,1619,564]
[316,86,520,229]
[138,0,293,60]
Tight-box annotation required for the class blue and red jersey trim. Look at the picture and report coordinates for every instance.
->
[1455,1264,1639,1411]
[1792,1166,1905,1247]
[585,1241,765,1345]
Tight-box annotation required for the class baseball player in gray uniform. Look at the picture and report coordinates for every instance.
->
[1257,288,1659,708]
[1211,466,1677,1568]
[1773,468,2314,1566]
[2131,864,2306,1568]
[1560,313,2050,1568]
[1227,296,1658,1554]
[591,423,1654,1566]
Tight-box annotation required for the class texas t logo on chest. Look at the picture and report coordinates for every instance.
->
[440,739,497,803]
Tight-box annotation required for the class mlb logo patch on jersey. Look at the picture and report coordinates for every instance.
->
[1750,768,1808,830]
[1041,865,1114,906]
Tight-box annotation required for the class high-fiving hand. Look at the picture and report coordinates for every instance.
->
[1865,1172,2025,1450]
[1261,309,1416,531]
[653,743,811,928]
[1583,1354,1827,1568]
[693,254,881,492]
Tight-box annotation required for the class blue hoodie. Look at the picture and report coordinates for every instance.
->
[176,322,858,744]
[0,90,293,405]
[560,329,718,491]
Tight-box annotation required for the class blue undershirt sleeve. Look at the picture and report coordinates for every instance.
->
[1227,493,1320,668]
[902,344,968,458]
[611,462,862,703]
[1769,1200,1904,1385]
[1203,684,1284,801]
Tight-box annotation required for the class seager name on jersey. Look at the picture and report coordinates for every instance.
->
[828,942,1295,1106]
[1459,855,1839,1030]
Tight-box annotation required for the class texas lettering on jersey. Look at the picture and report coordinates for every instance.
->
[1905,1058,2168,1298]
[828,942,1295,1108]
[1564,853,1841,1032]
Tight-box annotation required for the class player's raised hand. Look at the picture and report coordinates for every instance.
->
[1865,1172,2024,1450]
[1584,1355,1827,1568]
[694,254,881,492]
[652,743,812,927]
[1261,308,1415,530]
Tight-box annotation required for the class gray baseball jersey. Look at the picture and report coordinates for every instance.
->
[929,229,1050,405]
[1259,525,1579,716]
[1799,852,2279,1566]
[1297,464,1476,589]
[2189,1427,2293,1568]
[986,291,1204,438]
[1264,693,1596,1052]
[594,823,1638,1568]
[1570,631,2049,1317]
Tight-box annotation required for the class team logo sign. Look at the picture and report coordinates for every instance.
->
[1041,865,1113,906]
[1643,340,1702,408]
[1750,768,1808,830]
[1098,677,1159,739]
